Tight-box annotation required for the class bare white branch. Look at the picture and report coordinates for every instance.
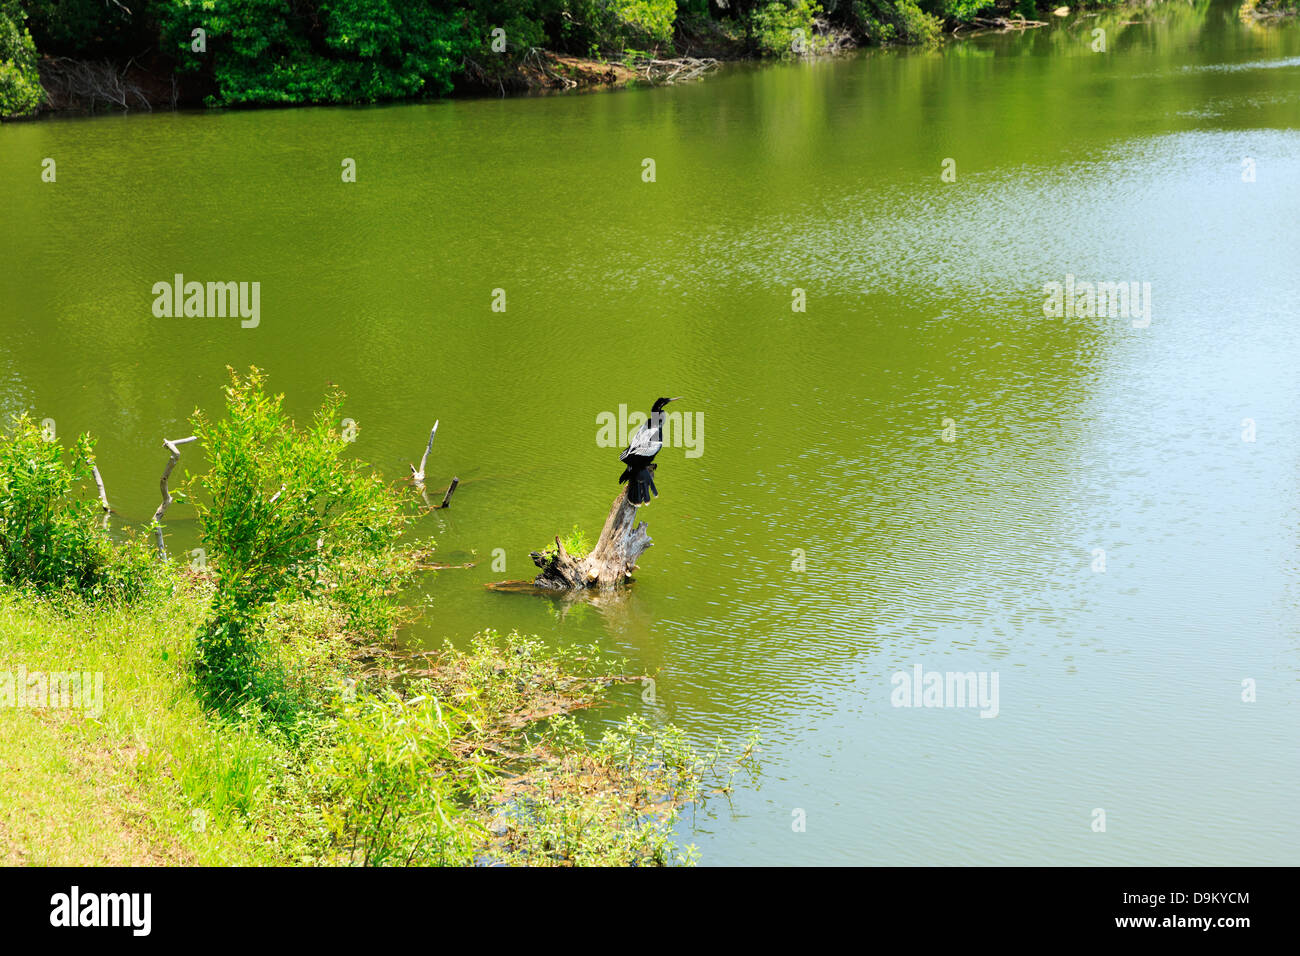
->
[410,420,439,482]
[91,464,110,513]
[153,436,196,523]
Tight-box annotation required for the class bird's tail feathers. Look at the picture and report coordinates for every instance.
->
[626,466,654,505]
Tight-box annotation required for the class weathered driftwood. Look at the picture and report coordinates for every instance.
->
[637,57,719,84]
[91,464,110,513]
[439,477,459,509]
[410,421,438,482]
[153,436,196,522]
[953,16,1048,35]
[525,489,652,591]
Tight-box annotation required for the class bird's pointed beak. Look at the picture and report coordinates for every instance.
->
[668,396,683,403]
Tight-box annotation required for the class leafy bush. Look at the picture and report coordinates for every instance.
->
[10,0,1029,113]
[0,1,43,118]
[921,0,992,22]
[850,0,940,44]
[0,414,158,600]
[321,690,485,865]
[556,0,679,56]
[747,0,824,57]
[896,0,942,40]
[613,0,677,47]
[155,0,466,107]
[188,368,416,705]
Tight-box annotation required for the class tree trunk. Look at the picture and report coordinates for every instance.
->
[528,490,652,590]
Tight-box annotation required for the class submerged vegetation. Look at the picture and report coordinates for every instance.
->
[0,369,755,865]
[0,0,1254,117]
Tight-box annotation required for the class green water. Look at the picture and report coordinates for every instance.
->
[3,1,1300,865]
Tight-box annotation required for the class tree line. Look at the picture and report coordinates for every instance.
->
[0,0,1139,118]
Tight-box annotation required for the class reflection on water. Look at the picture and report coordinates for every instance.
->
[1,0,1298,864]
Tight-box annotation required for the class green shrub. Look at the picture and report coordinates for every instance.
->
[0,1,43,119]
[321,690,485,865]
[155,0,466,107]
[614,0,677,47]
[921,0,992,22]
[556,0,679,56]
[494,714,760,866]
[896,0,942,40]
[850,0,940,44]
[188,368,416,705]
[747,0,824,57]
[0,414,158,600]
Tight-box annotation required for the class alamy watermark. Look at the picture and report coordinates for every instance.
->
[50,886,150,936]
[1043,274,1151,328]
[596,404,704,458]
[152,273,260,328]
[0,667,103,719]
[890,664,999,718]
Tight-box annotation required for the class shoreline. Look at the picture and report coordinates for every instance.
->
[8,1,1284,122]
[0,374,757,867]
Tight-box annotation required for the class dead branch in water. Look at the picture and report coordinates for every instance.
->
[152,436,196,523]
[91,464,110,513]
[410,421,438,482]
[811,19,858,55]
[439,477,459,509]
[636,57,719,84]
[955,16,1049,34]
[39,57,153,112]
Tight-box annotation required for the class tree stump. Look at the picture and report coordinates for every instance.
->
[528,489,652,591]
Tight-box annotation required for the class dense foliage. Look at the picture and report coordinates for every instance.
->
[0,0,1178,116]
[0,0,41,116]
[0,414,158,600]
[188,368,416,707]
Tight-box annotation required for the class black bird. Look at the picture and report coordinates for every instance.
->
[619,397,681,505]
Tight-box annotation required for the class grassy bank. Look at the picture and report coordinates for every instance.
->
[0,572,754,865]
[0,371,754,866]
[0,585,256,864]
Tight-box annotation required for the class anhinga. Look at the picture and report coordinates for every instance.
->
[619,397,681,505]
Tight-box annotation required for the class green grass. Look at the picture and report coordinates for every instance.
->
[0,582,287,864]
[535,525,593,566]
[0,579,756,866]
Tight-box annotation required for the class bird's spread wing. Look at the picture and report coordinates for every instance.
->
[620,421,660,461]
